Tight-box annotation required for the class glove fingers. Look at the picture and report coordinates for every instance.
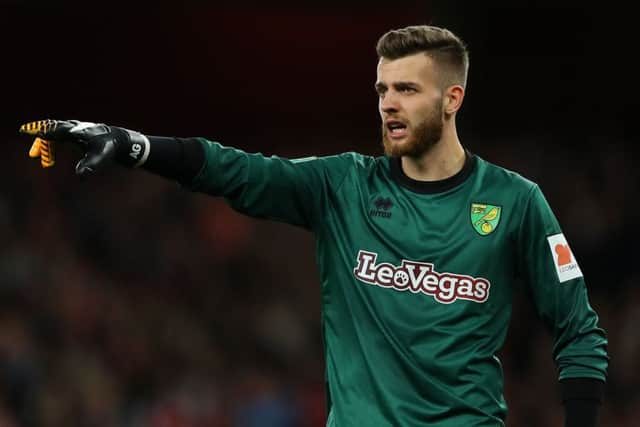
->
[20,119,113,174]
[20,119,72,139]
[28,137,56,167]
[19,120,50,137]
[28,138,41,158]
[37,138,55,167]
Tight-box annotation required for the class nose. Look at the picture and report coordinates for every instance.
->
[379,92,399,115]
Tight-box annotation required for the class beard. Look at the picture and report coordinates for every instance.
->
[381,99,444,158]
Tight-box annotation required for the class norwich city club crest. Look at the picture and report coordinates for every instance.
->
[470,203,502,236]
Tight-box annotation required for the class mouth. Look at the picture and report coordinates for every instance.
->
[385,120,408,139]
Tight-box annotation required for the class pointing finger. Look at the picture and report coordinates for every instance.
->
[20,119,57,138]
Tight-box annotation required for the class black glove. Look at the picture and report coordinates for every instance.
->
[19,119,150,177]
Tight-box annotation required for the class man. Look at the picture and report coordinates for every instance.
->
[20,25,607,427]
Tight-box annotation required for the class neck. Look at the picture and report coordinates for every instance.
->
[400,124,465,181]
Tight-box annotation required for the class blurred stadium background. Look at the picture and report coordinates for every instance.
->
[0,2,637,426]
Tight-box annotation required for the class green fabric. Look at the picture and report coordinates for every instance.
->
[189,139,608,427]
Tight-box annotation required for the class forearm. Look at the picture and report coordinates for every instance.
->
[18,119,326,228]
[561,378,604,427]
[141,136,324,228]
[138,136,205,184]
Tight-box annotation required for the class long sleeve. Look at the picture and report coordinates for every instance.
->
[516,184,609,381]
[184,138,355,231]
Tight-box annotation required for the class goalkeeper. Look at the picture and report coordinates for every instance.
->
[20,25,608,427]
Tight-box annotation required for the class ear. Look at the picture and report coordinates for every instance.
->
[443,85,465,115]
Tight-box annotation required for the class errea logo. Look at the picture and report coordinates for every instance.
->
[353,250,490,304]
[369,196,393,218]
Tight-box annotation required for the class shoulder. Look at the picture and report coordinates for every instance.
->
[319,151,385,175]
[474,153,538,196]
[335,151,380,167]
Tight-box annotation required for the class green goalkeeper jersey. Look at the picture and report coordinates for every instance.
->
[187,139,608,427]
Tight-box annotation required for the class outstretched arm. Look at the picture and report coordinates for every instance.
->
[19,119,353,230]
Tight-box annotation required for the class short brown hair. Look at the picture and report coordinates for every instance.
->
[376,25,469,89]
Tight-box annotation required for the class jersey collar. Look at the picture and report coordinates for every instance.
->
[389,149,476,194]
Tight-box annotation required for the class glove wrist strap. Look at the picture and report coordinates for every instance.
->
[113,127,151,168]
[127,130,151,167]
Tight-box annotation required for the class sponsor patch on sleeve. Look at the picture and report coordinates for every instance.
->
[546,233,583,283]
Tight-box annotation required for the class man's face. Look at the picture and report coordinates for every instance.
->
[376,53,444,158]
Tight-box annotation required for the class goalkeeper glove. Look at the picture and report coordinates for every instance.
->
[19,119,150,177]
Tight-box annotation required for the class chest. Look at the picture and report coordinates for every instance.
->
[342,186,512,261]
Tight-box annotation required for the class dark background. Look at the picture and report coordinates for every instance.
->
[0,1,637,426]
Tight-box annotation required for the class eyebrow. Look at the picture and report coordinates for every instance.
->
[374,81,421,92]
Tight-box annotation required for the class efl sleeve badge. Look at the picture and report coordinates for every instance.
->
[546,233,583,283]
